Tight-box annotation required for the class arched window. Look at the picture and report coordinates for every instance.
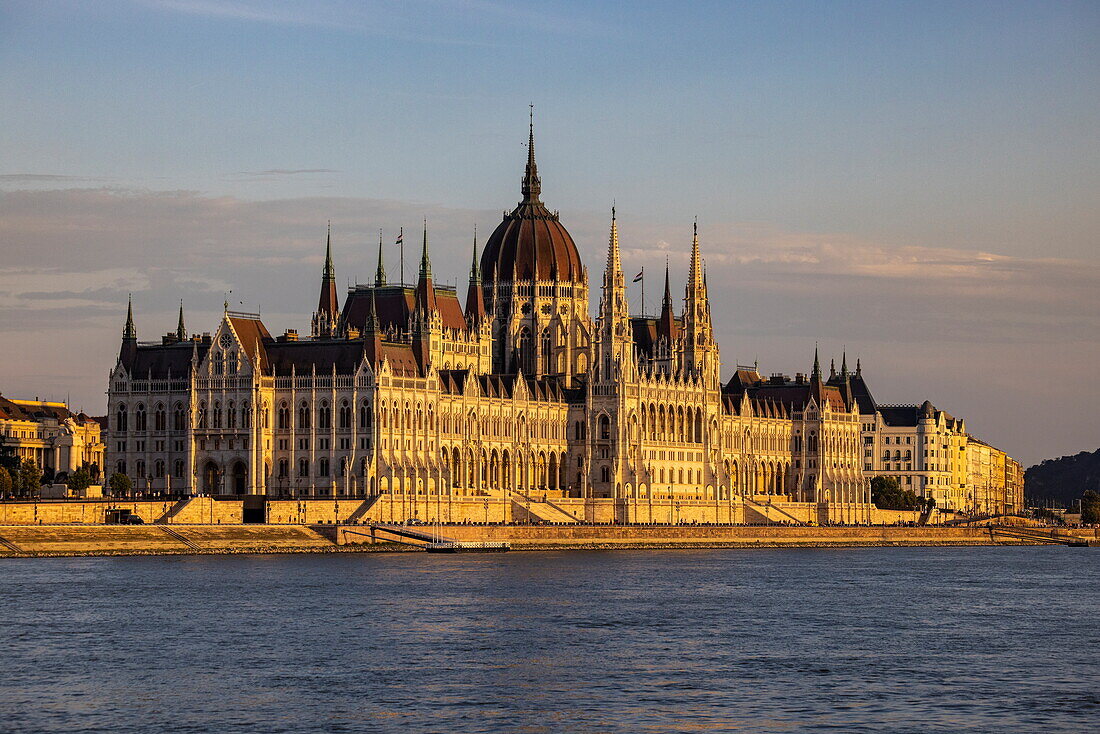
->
[226,401,236,428]
[278,459,288,478]
[135,404,147,431]
[601,466,610,483]
[153,404,166,431]
[197,402,207,429]
[173,403,185,431]
[339,400,351,429]
[541,328,553,374]
[116,404,128,432]
[359,401,371,429]
[318,401,331,430]
[278,402,289,430]
[298,458,309,477]
[319,458,330,477]
[212,402,222,429]
[154,459,165,478]
[242,401,251,429]
[598,415,611,440]
[173,460,184,478]
[517,328,533,373]
[298,402,310,429]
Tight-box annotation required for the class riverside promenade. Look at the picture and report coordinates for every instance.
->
[0,521,1095,557]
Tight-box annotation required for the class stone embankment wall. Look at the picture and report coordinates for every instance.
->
[336,524,1051,548]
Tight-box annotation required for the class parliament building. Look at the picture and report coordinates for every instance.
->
[105,122,1017,524]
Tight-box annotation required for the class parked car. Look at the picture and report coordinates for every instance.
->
[123,515,145,525]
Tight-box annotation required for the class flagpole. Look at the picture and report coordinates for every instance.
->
[399,226,404,285]
[641,266,645,317]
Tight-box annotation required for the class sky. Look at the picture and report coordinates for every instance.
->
[0,0,1097,466]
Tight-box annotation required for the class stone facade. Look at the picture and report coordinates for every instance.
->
[103,123,1014,523]
[0,394,104,482]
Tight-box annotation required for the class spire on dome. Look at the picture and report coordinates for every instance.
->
[123,294,136,341]
[521,104,542,204]
[176,300,186,341]
[374,229,386,287]
[841,350,849,379]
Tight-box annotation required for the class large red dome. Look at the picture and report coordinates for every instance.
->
[479,124,584,283]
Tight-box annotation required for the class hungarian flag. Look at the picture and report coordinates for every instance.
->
[395,232,403,245]
[632,270,643,282]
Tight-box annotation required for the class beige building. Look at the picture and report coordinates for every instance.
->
[966,438,1023,516]
[0,394,104,482]
[102,122,1005,524]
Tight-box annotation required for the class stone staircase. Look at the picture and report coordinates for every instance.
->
[510,490,581,524]
[155,497,194,524]
[741,496,805,525]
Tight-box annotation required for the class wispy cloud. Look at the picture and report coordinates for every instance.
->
[136,0,600,43]
[229,168,341,179]
[0,173,113,184]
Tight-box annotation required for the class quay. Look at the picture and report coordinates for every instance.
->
[0,518,1095,558]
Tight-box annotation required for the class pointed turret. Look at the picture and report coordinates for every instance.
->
[856,357,862,377]
[830,358,836,381]
[312,223,340,338]
[119,294,138,367]
[415,221,437,315]
[521,104,541,204]
[374,230,386,287]
[123,294,136,341]
[812,345,821,382]
[840,350,849,379]
[657,258,678,341]
[465,227,487,327]
[176,300,186,341]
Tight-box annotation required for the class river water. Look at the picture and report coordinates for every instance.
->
[1,547,1097,733]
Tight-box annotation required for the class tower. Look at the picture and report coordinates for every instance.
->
[681,220,719,386]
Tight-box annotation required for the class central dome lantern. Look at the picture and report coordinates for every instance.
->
[480,116,584,283]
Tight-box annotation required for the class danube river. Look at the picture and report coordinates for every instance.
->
[1,547,1096,733]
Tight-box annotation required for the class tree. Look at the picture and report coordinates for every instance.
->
[871,475,924,511]
[108,472,132,498]
[67,467,93,495]
[41,466,56,486]
[17,459,42,497]
[0,466,11,497]
[0,444,19,475]
[1081,490,1100,524]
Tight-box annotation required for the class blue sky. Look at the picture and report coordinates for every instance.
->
[1,0,1098,464]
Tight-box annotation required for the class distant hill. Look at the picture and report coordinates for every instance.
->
[1025,448,1100,507]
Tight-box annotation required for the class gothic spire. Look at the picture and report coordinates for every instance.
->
[419,219,432,280]
[415,219,437,316]
[176,300,186,341]
[521,105,542,203]
[323,221,335,281]
[812,345,821,382]
[830,357,836,380]
[123,294,136,341]
[470,224,481,283]
[856,357,862,377]
[316,224,339,326]
[466,226,487,326]
[604,205,622,283]
[841,350,849,379]
[365,287,380,334]
[374,229,386,287]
